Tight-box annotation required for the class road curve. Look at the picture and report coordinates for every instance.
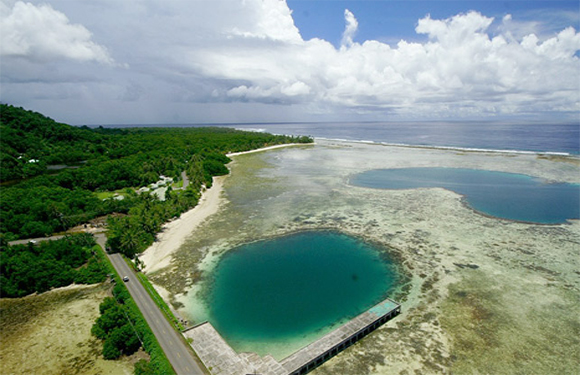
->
[101,236,205,375]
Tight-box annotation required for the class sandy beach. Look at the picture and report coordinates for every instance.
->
[140,176,226,273]
[140,143,310,274]
[226,143,311,157]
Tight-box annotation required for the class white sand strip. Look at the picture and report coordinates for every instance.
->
[140,176,225,273]
[226,143,312,157]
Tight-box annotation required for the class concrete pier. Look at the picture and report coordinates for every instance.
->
[186,322,287,375]
[185,298,401,375]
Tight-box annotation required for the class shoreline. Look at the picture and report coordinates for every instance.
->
[226,142,313,157]
[144,139,579,373]
[140,176,226,273]
[140,142,308,274]
[315,137,578,157]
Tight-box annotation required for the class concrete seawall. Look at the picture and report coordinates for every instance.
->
[185,298,401,375]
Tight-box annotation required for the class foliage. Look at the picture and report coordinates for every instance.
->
[92,296,141,359]
[92,272,175,374]
[0,104,313,241]
[0,104,109,181]
[0,234,106,298]
[0,185,109,239]
[134,359,155,375]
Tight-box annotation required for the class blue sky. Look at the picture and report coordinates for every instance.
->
[1,0,579,125]
[289,1,579,45]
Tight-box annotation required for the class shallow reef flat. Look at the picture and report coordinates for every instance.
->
[149,140,580,374]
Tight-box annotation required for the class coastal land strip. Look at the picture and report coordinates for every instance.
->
[142,139,580,374]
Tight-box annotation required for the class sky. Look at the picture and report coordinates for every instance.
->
[1,0,579,125]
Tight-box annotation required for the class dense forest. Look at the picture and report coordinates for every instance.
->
[0,234,107,298]
[0,104,313,252]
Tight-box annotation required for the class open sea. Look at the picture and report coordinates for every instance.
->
[225,122,580,155]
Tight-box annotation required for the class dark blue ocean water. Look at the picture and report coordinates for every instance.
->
[206,231,398,350]
[227,122,579,155]
[350,168,580,224]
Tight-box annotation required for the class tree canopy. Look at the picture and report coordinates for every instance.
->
[0,234,106,298]
[0,104,313,253]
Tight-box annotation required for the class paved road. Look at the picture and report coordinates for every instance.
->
[106,250,206,375]
[9,234,66,245]
[181,171,190,190]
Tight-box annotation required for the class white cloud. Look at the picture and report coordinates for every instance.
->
[341,9,358,48]
[1,0,578,123]
[188,6,579,118]
[230,0,302,42]
[0,1,113,64]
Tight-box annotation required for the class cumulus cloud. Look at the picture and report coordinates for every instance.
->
[190,6,579,118]
[0,1,113,64]
[230,0,302,42]
[1,0,578,123]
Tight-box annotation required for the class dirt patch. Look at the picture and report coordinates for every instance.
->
[0,283,141,375]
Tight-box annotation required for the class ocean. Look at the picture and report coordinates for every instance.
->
[225,122,580,155]
[179,120,579,361]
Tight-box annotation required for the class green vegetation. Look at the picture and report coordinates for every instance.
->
[96,191,117,200]
[0,234,108,298]
[92,272,175,374]
[0,104,313,242]
[92,296,141,359]
[0,105,108,182]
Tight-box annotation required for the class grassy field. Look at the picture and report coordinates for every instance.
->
[0,283,144,375]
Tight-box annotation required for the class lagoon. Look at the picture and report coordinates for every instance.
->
[350,167,580,224]
[163,141,579,373]
[204,231,399,356]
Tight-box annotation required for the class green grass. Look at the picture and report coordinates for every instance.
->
[95,191,115,200]
[95,188,133,200]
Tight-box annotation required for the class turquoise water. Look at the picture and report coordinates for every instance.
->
[205,231,398,351]
[350,168,580,224]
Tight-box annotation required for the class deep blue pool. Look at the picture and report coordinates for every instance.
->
[350,168,580,224]
[206,231,399,352]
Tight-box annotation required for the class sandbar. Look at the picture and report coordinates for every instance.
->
[226,143,312,157]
